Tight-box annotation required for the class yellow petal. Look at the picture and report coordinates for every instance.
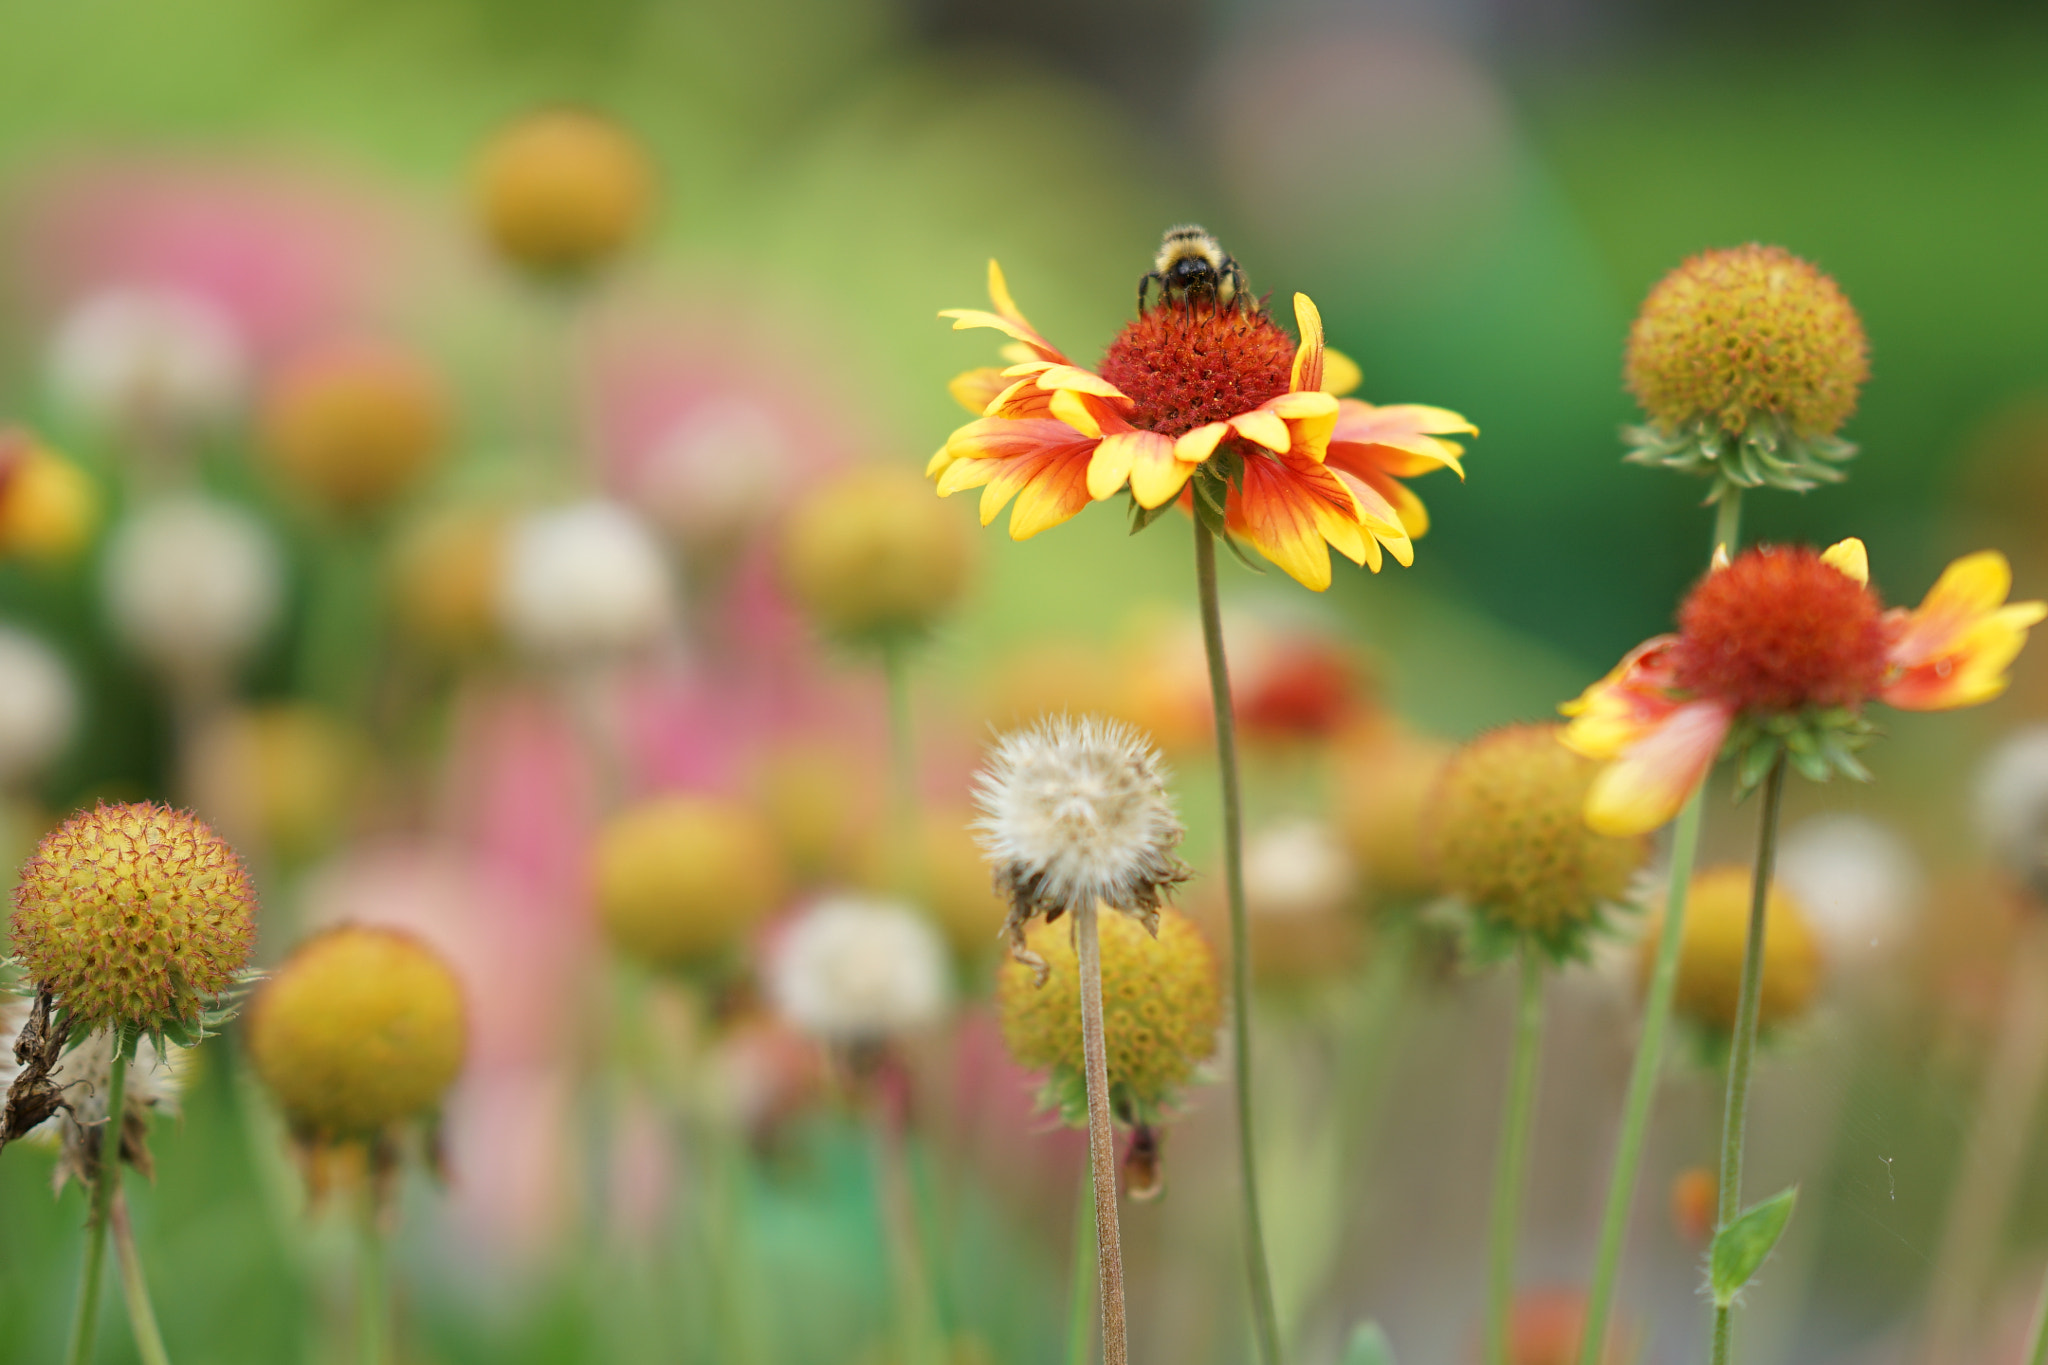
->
[948,368,1008,415]
[1049,388,1103,438]
[1821,537,1868,585]
[1711,542,1731,571]
[1086,432,1139,501]
[926,446,955,479]
[1582,701,1734,837]
[1175,423,1229,464]
[988,259,1023,321]
[1321,348,1363,397]
[1230,408,1290,454]
[1129,434,1195,508]
[938,456,996,498]
[1289,293,1325,395]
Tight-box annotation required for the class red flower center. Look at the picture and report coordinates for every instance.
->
[1671,545,1889,713]
[1098,304,1295,439]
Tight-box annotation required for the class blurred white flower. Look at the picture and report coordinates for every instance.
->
[102,495,283,677]
[46,286,247,436]
[1244,816,1356,919]
[636,399,790,553]
[0,628,77,786]
[1976,726,2048,893]
[1776,813,1922,965]
[767,896,951,1043]
[499,500,675,662]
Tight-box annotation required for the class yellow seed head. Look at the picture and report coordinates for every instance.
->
[0,434,99,565]
[997,908,1221,1112]
[1427,725,1648,943]
[778,467,972,643]
[1625,244,1868,438]
[1650,865,1824,1031]
[260,343,448,515]
[910,809,1007,964]
[9,803,256,1036]
[388,505,507,655]
[473,108,655,275]
[1335,725,1453,908]
[189,704,363,862]
[594,796,784,970]
[248,925,465,1136]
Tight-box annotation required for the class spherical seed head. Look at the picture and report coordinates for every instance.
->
[766,895,952,1043]
[474,108,655,275]
[388,506,507,656]
[259,343,447,514]
[189,704,363,862]
[594,796,784,971]
[1335,727,1453,907]
[974,715,1188,941]
[9,803,256,1036]
[1097,306,1295,439]
[1426,725,1648,943]
[248,925,465,1137]
[1626,244,1868,438]
[778,466,973,643]
[997,907,1221,1113]
[1672,545,1888,713]
[1649,865,1824,1031]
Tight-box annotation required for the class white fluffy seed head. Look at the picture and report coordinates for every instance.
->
[973,715,1188,937]
[766,895,952,1043]
[102,495,284,676]
[1976,726,2048,896]
[498,500,676,662]
[0,628,77,786]
[1244,816,1356,919]
[46,286,246,436]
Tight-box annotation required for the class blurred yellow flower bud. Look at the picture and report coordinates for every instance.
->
[1648,865,1824,1032]
[389,505,507,655]
[778,466,972,644]
[751,742,873,887]
[474,108,655,276]
[260,342,448,515]
[1335,724,1453,909]
[0,434,99,564]
[248,925,465,1137]
[189,704,363,862]
[594,795,784,970]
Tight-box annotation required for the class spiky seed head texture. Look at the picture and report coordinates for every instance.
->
[247,924,466,1137]
[973,714,1188,979]
[10,802,257,1037]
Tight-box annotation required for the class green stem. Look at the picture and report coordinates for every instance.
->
[871,1104,946,1365]
[1067,1168,1098,1365]
[1709,751,1789,1365]
[65,1046,130,1365]
[112,1193,172,1365]
[357,1196,389,1365]
[1076,899,1130,1365]
[1576,492,1741,1365]
[1192,520,1283,1365]
[2024,1263,2048,1365]
[881,635,919,894]
[1484,949,1547,1365]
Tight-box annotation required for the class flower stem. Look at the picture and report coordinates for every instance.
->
[112,1193,172,1365]
[1068,1165,1099,1365]
[881,634,919,892]
[1485,947,1547,1365]
[1075,899,1129,1365]
[1577,494,1741,1365]
[1709,750,1789,1365]
[357,1194,389,1365]
[1193,520,1283,1365]
[65,1046,129,1365]
[2023,1262,2048,1365]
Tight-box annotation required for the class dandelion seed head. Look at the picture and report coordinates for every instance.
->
[766,895,951,1044]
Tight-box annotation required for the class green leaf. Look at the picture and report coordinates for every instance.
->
[1709,1185,1798,1307]
[1340,1322,1395,1365]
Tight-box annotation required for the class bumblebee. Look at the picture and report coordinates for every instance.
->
[1138,224,1249,314]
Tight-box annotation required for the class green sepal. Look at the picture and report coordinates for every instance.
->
[1341,1322,1397,1365]
[1624,411,1856,499]
[1034,1065,1168,1132]
[1724,707,1876,802]
[1708,1185,1798,1307]
[1452,895,1637,971]
[1128,496,1173,535]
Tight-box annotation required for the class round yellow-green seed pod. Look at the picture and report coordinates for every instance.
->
[593,795,784,970]
[1426,724,1648,949]
[388,504,507,656]
[248,925,465,1136]
[1650,865,1824,1031]
[0,437,99,565]
[9,802,256,1037]
[997,908,1221,1114]
[1626,244,1868,439]
[777,467,972,644]
[259,342,447,515]
[473,108,655,276]
[1335,724,1452,909]
[188,704,364,863]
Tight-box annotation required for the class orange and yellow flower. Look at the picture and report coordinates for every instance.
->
[1562,538,2045,835]
[928,262,1474,591]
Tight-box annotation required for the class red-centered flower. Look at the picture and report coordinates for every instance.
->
[928,261,1475,591]
[1561,538,2046,835]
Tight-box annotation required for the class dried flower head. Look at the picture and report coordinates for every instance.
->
[1624,245,1868,497]
[1426,725,1648,959]
[997,907,1221,1125]
[1647,865,1823,1033]
[0,995,185,1185]
[247,925,466,1138]
[10,803,257,1040]
[778,466,973,645]
[473,108,655,276]
[259,341,447,514]
[973,715,1189,981]
[765,895,951,1044]
[594,795,784,971]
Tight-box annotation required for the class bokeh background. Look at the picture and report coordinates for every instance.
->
[3,0,2048,1362]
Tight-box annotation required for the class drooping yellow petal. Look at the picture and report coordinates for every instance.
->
[1175,422,1230,465]
[1290,293,1325,395]
[1086,431,1175,502]
[1321,348,1363,397]
[926,446,956,479]
[1883,549,2046,711]
[938,456,996,498]
[949,368,1008,415]
[987,259,1023,322]
[1117,432,1188,508]
[1005,449,1096,540]
[1821,537,1869,585]
[1049,388,1103,438]
[1230,408,1290,454]
[1582,700,1736,837]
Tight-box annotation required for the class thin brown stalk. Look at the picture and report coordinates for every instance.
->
[1076,900,1129,1365]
